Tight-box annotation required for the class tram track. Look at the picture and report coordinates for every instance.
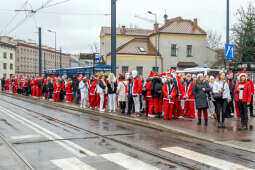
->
[0,93,197,170]
[0,132,35,170]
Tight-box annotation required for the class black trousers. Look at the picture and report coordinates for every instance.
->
[226,100,234,116]
[238,101,248,124]
[248,95,253,115]
[127,95,134,114]
[215,99,227,123]
[119,101,126,113]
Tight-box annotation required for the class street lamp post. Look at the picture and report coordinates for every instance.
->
[148,11,158,73]
[48,29,57,69]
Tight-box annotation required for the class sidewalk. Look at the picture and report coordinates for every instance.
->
[2,92,255,153]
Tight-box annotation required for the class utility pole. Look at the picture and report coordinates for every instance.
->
[60,47,62,68]
[44,51,46,71]
[38,27,42,76]
[111,0,117,75]
[225,0,230,71]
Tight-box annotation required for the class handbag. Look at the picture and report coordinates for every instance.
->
[212,81,225,100]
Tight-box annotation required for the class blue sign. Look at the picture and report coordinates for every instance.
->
[225,44,234,59]
[94,53,100,62]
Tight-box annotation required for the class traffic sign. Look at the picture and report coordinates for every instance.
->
[225,44,234,59]
[94,53,101,62]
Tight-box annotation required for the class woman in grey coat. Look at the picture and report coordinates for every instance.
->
[192,74,211,126]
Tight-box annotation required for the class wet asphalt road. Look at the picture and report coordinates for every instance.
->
[0,94,254,170]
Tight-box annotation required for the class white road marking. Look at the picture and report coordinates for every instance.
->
[11,134,41,140]
[0,106,96,157]
[161,146,253,170]
[101,153,160,170]
[51,157,96,170]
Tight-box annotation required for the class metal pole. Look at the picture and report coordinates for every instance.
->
[44,51,46,71]
[226,0,230,44]
[226,0,230,70]
[55,32,57,69]
[60,47,62,68]
[38,27,42,76]
[111,0,117,75]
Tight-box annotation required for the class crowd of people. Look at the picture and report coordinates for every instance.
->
[1,68,254,130]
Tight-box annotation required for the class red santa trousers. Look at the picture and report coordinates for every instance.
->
[174,101,184,117]
[163,100,174,119]
[36,87,42,97]
[54,92,60,102]
[153,98,162,114]
[235,101,240,117]
[197,108,208,120]
[89,95,96,108]
[184,101,195,119]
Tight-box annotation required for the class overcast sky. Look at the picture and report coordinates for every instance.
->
[0,0,253,54]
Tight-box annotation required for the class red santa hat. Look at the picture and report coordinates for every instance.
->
[77,74,83,80]
[160,72,167,77]
[227,71,233,78]
[148,71,154,78]
[119,73,123,77]
[95,75,99,79]
[167,74,173,79]
[169,68,175,74]
[239,68,247,78]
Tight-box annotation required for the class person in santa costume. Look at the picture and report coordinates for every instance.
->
[89,76,97,109]
[174,73,185,118]
[162,74,177,120]
[65,79,73,102]
[36,77,43,98]
[184,73,196,119]
[131,70,142,116]
[234,70,251,130]
[151,73,163,118]
[247,74,255,117]
[145,71,154,117]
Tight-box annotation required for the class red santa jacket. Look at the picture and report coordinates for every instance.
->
[184,80,195,100]
[132,77,142,95]
[234,82,251,103]
[66,82,73,95]
[89,80,97,95]
[249,79,254,95]
[162,83,177,103]
[176,77,185,99]
[145,81,152,98]
[53,82,57,93]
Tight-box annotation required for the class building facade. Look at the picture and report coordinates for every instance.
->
[0,40,16,79]
[100,16,217,76]
[0,36,71,76]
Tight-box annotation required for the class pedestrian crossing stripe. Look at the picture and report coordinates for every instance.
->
[161,146,253,170]
[51,157,96,170]
[11,134,41,140]
[101,153,160,170]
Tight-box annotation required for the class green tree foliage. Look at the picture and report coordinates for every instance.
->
[232,2,255,62]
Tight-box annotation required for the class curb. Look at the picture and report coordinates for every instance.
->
[1,91,255,154]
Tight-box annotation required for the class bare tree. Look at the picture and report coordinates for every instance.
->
[206,30,223,49]
[88,41,99,53]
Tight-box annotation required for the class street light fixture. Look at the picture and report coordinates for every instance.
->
[48,29,57,69]
[148,11,158,72]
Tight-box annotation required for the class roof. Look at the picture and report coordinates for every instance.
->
[100,27,153,37]
[159,17,206,35]
[177,62,198,67]
[0,41,16,48]
[107,38,160,56]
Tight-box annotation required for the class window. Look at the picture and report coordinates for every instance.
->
[137,47,146,52]
[3,63,7,70]
[3,52,7,59]
[187,45,192,57]
[152,67,159,73]
[136,66,143,77]
[10,53,13,60]
[10,64,13,70]
[171,44,177,56]
[122,66,128,73]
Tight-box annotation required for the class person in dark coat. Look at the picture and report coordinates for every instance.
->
[151,75,163,118]
[192,74,211,126]
[1,77,6,91]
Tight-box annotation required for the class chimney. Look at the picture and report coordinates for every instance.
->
[120,25,126,35]
[193,18,198,27]
[192,18,198,31]
[154,23,159,33]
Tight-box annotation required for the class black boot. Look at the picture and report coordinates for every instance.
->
[250,114,255,117]
[197,119,201,125]
[218,122,222,128]
[221,122,225,128]
[204,120,208,126]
